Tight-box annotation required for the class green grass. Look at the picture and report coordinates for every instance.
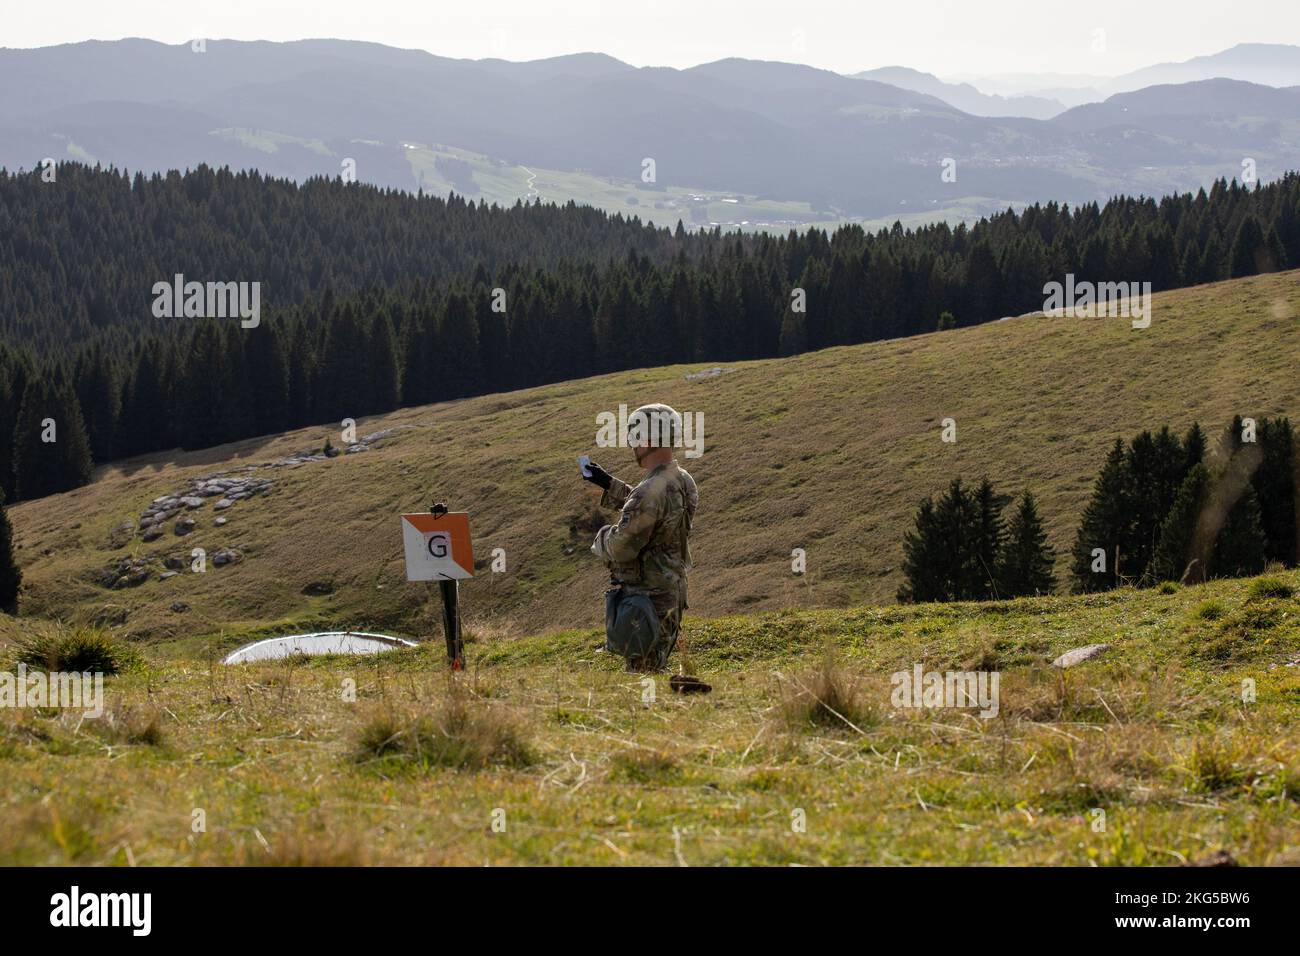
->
[1,569,1296,865]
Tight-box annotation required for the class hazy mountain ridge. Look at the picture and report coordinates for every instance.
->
[3,39,1298,219]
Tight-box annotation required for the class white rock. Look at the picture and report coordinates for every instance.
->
[1052,644,1111,668]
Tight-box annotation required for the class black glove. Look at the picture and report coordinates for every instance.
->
[583,461,614,490]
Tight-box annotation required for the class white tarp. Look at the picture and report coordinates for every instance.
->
[222,631,417,664]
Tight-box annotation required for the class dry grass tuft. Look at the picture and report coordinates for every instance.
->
[779,653,874,733]
[14,624,139,675]
[353,687,534,770]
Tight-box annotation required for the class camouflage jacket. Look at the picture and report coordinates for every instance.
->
[591,460,697,601]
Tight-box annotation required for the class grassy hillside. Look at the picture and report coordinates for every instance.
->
[402,141,1013,234]
[8,269,1300,650]
[1,570,1297,865]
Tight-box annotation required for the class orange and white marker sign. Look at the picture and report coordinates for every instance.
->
[401,512,474,581]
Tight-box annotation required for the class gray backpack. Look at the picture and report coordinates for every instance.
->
[604,588,662,664]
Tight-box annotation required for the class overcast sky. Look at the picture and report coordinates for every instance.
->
[6,0,1299,77]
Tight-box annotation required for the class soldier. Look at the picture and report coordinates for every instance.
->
[582,403,699,675]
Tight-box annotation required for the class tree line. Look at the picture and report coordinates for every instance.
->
[899,480,1056,601]
[3,163,1300,501]
[1071,417,1296,589]
[898,417,1297,603]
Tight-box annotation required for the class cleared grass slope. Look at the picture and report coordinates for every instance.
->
[1,569,1297,865]
[9,270,1300,648]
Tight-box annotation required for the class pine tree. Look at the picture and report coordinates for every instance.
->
[434,292,481,400]
[1183,422,1207,472]
[11,371,94,500]
[315,303,370,422]
[899,497,948,602]
[899,478,1008,603]
[0,487,20,614]
[972,478,1008,598]
[778,306,808,356]
[1252,417,1297,566]
[1071,439,1131,591]
[245,321,290,437]
[1153,463,1269,582]
[1135,426,1192,583]
[177,323,233,451]
[1214,485,1268,578]
[997,491,1056,596]
[1151,464,1209,582]
[1228,216,1265,278]
[0,353,25,500]
[367,313,401,415]
[73,344,120,462]
[119,343,172,457]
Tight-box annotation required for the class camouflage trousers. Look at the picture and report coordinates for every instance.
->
[604,585,683,671]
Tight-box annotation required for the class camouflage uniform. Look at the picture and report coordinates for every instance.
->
[592,459,698,669]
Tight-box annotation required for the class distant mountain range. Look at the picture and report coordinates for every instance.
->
[943,42,1300,113]
[852,66,1068,118]
[2,39,1297,221]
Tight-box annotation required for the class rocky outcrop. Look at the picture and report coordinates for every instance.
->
[136,474,273,538]
[98,557,152,589]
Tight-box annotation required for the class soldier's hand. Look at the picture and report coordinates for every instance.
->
[583,461,613,490]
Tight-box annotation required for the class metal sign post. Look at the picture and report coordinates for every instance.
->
[439,578,463,670]
[400,502,474,670]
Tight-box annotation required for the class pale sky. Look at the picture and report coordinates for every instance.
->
[4,0,1298,77]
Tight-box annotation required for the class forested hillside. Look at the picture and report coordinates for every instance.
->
[2,163,1299,502]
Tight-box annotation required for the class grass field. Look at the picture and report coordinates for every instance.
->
[7,269,1300,648]
[403,142,1028,233]
[1,570,1297,865]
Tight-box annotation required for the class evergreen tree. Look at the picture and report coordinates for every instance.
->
[997,491,1056,596]
[367,312,401,415]
[73,344,120,462]
[177,323,233,451]
[286,320,318,428]
[1228,216,1265,278]
[0,488,19,614]
[1071,439,1131,591]
[1182,421,1207,472]
[778,305,807,356]
[244,321,290,437]
[1251,417,1297,566]
[972,478,1008,598]
[1215,485,1268,577]
[900,478,1009,602]
[11,371,94,500]
[0,351,27,500]
[1153,463,1268,581]
[899,497,948,602]
[315,303,370,422]
[1151,464,1209,582]
[1123,426,1191,584]
[119,343,172,457]
[435,292,482,400]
